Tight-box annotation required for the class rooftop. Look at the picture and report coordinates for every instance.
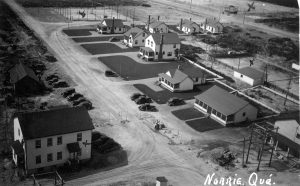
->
[149,21,167,29]
[17,106,94,140]
[236,67,265,79]
[9,63,39,84]
[102,18,124,27]
[151,32,180,44]
[124,27,144,37]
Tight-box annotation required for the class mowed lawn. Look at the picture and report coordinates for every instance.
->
[99,55,215,80]
[186,118,224,132]
[63,29,94,36]
[171,108,205,121]
[82,43,139,55]
[72,36,124,43]
[134,81,231,104]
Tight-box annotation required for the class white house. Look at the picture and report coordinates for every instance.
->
[158,67,207,92]
[146,20,169,34]
[139,33,180,61]
[200,17,223,34]
[234,67,265,86]
[97,18,127,34]
[156,177,168,186]
[292,63,300,71]
[194,86,257,126]
[123,27,148,47]
[177,19,200,34]
[11,106,94,174]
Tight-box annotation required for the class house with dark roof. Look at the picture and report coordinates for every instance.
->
[139,33,180,61]
[194,86,257,125]
[11,106,94,174]
[158,67,207,92]
[145,20,169,34]
[123,27,148,47]
[200,17,224,34]
[9,63,42,95]
[234,67,265,86]
[96,17,127,34]
[177,18,200,34]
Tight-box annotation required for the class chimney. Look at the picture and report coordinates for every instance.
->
[158,34,164,61]
[180,18,183,30]
[111,17,115,34]
[147,15,151,31]
[157,15,160,21]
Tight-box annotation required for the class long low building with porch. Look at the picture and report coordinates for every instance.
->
[194,86,258,126]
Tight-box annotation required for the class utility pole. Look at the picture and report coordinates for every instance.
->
[284,75,292,106]
[238,57,241,69]
[243,9,246,24]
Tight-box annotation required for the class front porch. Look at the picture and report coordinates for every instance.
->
[139,47,155,61]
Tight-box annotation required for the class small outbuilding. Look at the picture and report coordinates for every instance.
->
[177,18,200,34]
[200,17,223,34]
[233,67,265,86]
[194,86,257,125]
[97,17,127,34]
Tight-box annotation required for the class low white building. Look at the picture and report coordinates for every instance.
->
[234,67,265,86]
[200,17,223,34]
[158,67,207,92]
[139,33,180,61]
[194,86,257,126]
[123,27,148,47]
[146,20,169,34]
[292,63,300,71]
[11,106,94,174]
[177,19,200,34]
[97,18,127,34]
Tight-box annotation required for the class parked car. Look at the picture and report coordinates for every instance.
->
[45,74,59,81]
[78,101,93,110]
[105,70,118,77]
[72,97,87,106]
[61,88,75,97]
[48,78,59,85]
[130,93,143,101]
[138,103,157,112]
[135,96,152,105]
[167,97,185,106]
[67,93,83,101]
[53,81,69,88]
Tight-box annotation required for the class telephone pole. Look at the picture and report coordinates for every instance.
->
[283,75,292,106]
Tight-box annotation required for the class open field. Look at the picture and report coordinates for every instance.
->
[186,117,224,132]
[99,55,215,80]
[82,43,138,55]
[172,108,205,121]
[72,36,124,43]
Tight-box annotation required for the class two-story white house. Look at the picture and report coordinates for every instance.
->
[139,33,180,61]
[158,67,207,92]
[177,19,200,34]
[145,20,169,34]
[123,27,148,48]
[97,18,127,34]
[200,17,224,34]
[11,106,94,174]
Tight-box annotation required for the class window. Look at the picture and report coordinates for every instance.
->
[221,114,226,121]
[151,41,153,47]
[147,40,150,45]
[35,140,41,149]
[163,51,165,55]
[167,52,172,56]
[156,52,158,55]
[203,103,207,109]
[119,28,121,31]
[173,44,176,48]
[18,129,20,136]
[212,109,216,115]
[77,133,82,141]
[47,138,52,147]
[142,39,144,43]
[77,149,82,156]
[57,152,62,160]
[296,133,300,139]
[195,77,199,82]
[242,112,246,117]
[57,136,62,145]
[135,40,138,44]
[199,101,203,106]
[174,84,179,89]
[240,74,243,78]
[47,153,53,162]
[142,33,145,37]
[36,155,41,164]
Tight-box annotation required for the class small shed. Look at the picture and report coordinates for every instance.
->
[234,67,265,86]
[156,176,168,186]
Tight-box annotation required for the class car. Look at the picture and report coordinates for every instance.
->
[53,81,69,88]
[135,96,152,105]
[78,101,93,110]
[48,78,59,85]
[138,103,157,112]
[67,93,83,101]
[130,93,143,101]
[105,70,118,77]
[72,97,87,106]
[167,97,185,106]
[45,74,59,81]
[61,88,75,97]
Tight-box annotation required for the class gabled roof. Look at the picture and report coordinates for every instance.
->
[17,106,94,140]
[236,67,264,79]
[205,18,223,29]
[102,18,124,27]
[149,21,167,29]
[150,33,180,45]
[124,27,145,38]
[9,63,39,84]
[159,67,206,84]
[180,19,200,29]
[195,86,251,115]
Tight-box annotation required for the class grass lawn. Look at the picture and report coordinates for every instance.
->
[134,81,231,104]
[172,108,205,121]
[82,43,139,55]
[186,118,224,132]
[72,36,124,43]
[63,29,94,36]
[99,55,215,80]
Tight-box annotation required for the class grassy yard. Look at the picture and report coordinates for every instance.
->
[134,81,227,104]
[99,55,215,80]
[72,36,124,43]
[186,118,224,132]
[172,108,205,121]
[82,43,138,55]
[63,29,94,36]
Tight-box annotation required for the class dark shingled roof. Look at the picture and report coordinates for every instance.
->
[151,33,180,44]
[9,63,39,84]
[156,176,168,182]
[102,18,124,27]
[17,106,94,140]
[124,27,144,37]
[236,67,264,79]
[195,86,251,115]
[180,19,200,29]
[149,21,167,29]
